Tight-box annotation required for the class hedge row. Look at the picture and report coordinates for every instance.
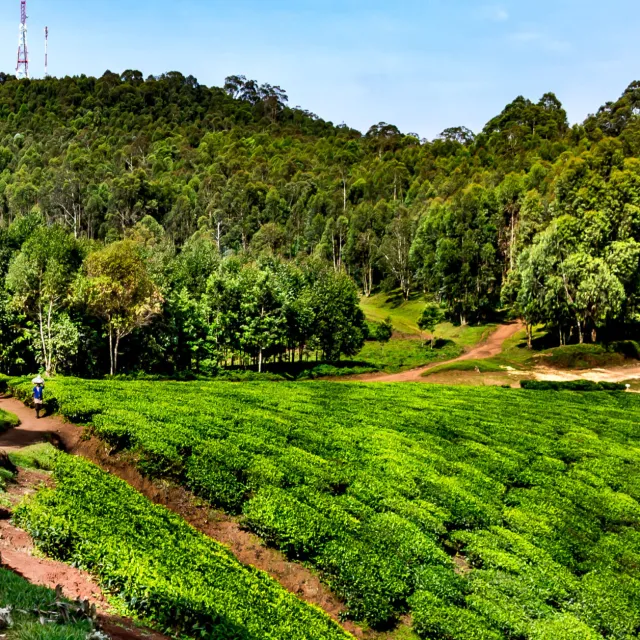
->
[520,380,627,391]
[14,454,352,640]
[8,376,640,637]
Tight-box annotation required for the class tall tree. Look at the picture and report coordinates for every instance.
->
[79,240,162,375]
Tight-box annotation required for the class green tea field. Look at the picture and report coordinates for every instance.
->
[9,377,640,639]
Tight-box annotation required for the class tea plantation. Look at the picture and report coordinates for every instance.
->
[14,454,351,640]
[9,377,640,639]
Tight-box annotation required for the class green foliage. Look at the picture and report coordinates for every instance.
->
[10,376,640,637]
[14,455,351,640]
[521,380,626,392]
[0,73,637,376]
[9,443,59,471]
[0,407,20,433]
[544,344,626,369]
[373,317,393,344]
[418,304,445,346]
[0,567,94,640]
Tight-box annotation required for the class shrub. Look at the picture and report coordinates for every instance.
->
[520,380,626,392]
[14,455,350,640]
[410,591,501,640]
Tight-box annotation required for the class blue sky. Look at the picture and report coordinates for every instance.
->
[1,0,639,138]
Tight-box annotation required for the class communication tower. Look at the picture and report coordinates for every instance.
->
[16,1,29,79]
[45,27,49,77]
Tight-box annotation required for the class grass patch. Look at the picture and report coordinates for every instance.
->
[435,323,498,349]
[0,407,20,433]
[358,338,462,373]
[0,466,14,493]
[9,443,59,471]
[0,567,95,640]
[360,291,426,335]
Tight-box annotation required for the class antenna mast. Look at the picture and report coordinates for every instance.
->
[44,26,49,77]
[16,1,29,79]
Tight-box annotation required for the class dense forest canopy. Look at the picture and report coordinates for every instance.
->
[0,69,639,375]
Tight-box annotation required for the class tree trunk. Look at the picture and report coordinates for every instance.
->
[591,327,597,343]
[258,347,263,374]
[577,321,584,345]
[108,328,114,376]
[38,303,48,375]
[526,323,533,350]
[114,334,120,374]
[46,299,54,375]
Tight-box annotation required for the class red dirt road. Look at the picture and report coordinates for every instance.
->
[358,321,524,382]
[0,398,82,453]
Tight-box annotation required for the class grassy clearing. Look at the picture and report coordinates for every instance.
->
[424,359,506,376]
[360,292,427,335]
[0,568,94,640]
[358,339,462,373]
[360,292,495,345]
[10,376,640,638]
[359,291,499,373]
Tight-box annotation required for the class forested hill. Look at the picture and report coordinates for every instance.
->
[0,71,639,375]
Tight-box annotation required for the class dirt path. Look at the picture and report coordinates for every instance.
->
[0,397,82,453]
[0,396,366,638]
[357,321,524,383]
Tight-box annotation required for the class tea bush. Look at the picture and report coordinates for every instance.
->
[14,455,351,640]
[8,376,640,637]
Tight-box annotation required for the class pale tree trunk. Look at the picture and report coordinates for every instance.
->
[38,302,49,375]
[46,299,54,375]
[108,328,114,376]
[526,323,533,349]
[114,334,121,375]
[510,211,516,272]
[216,222,222,252]
[258,347,263,374]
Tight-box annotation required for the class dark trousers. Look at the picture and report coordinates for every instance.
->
[35,402,42,418]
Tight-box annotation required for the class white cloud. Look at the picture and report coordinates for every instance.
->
[479,5,509,22]
[508,31,570,52]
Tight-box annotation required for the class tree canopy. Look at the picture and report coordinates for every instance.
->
[0,70,639,374]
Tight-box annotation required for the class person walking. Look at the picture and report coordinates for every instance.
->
[32,375,45,419]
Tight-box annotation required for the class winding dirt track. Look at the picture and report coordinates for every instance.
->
[356,321,524,382]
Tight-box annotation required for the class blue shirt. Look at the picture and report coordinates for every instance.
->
[33,386,44,401]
